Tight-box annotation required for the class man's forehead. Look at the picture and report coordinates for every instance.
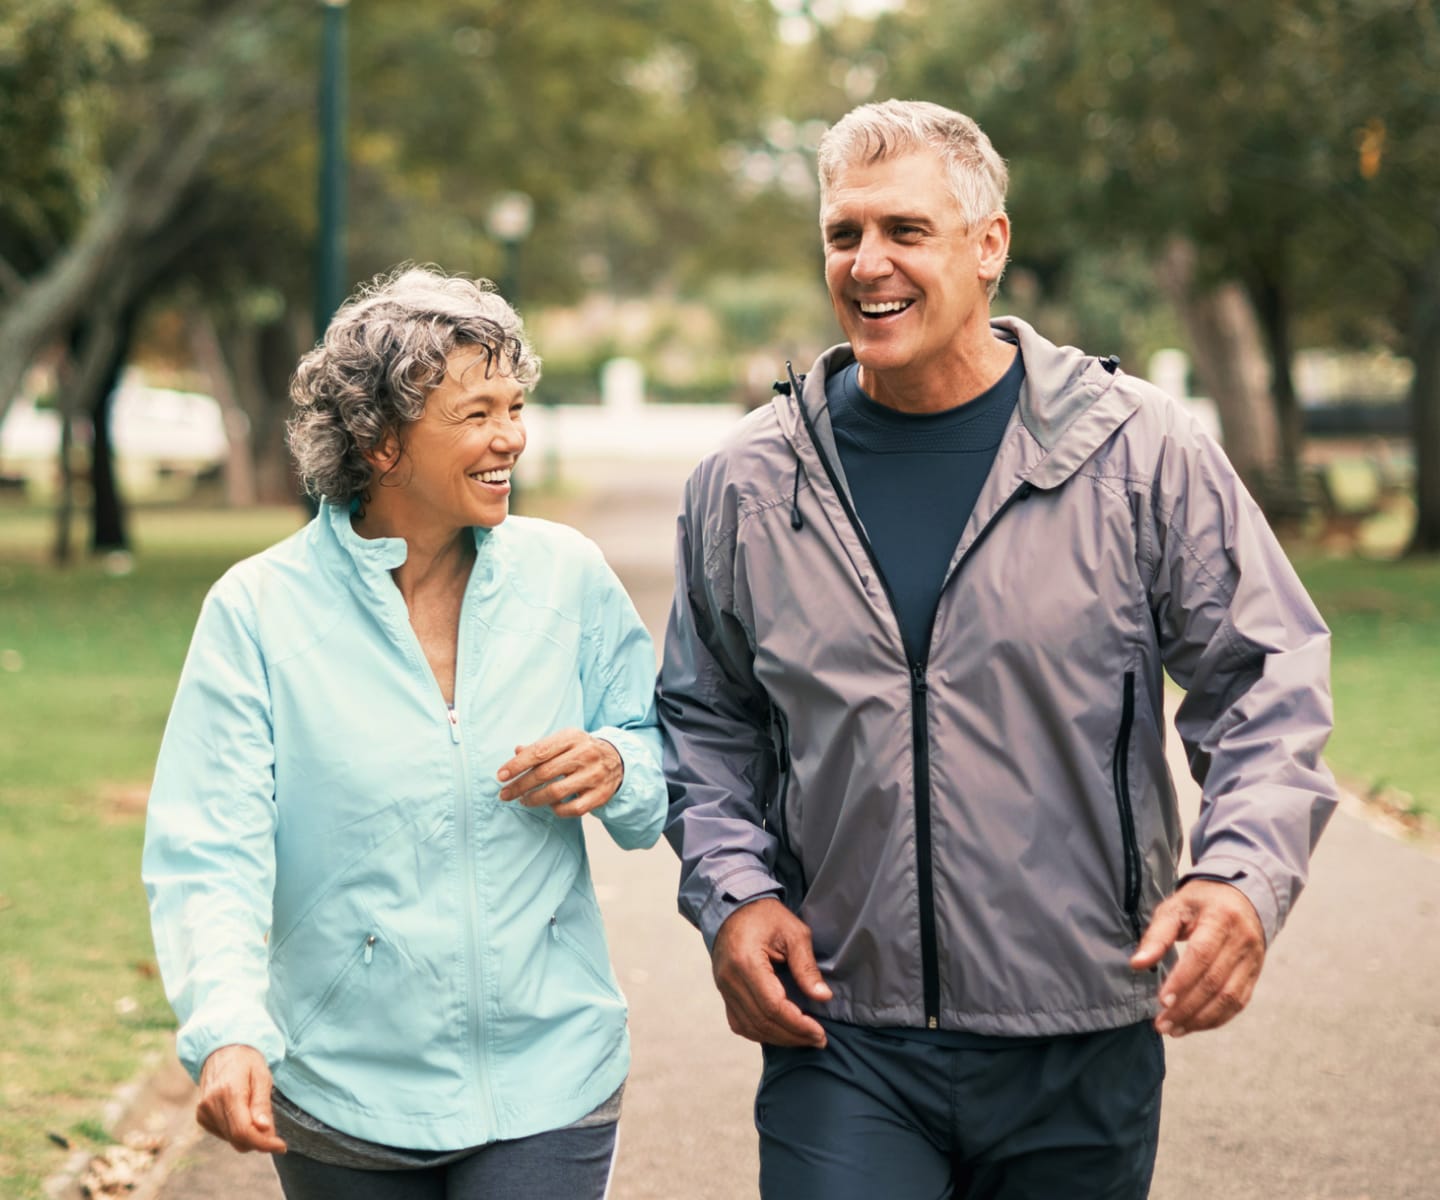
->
[820,152,957,223]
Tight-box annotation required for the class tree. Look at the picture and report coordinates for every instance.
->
[887,0,1440,548]
[0,0,785,543]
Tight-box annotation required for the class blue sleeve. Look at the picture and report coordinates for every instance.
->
[579,544,667,851]
[141,576,285,1081]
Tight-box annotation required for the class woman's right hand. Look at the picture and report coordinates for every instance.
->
[196,1044,288,1154]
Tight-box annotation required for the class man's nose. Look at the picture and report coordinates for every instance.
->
[850,234,893,282]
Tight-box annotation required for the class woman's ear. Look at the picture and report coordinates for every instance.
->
[364,432,401,474]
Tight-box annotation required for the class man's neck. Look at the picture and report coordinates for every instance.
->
[858,333,1017,416]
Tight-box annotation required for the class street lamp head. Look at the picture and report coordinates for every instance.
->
[486,192,535,243]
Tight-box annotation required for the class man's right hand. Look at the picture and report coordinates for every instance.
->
[711,897,832,1048]
[196,1044,287,1154]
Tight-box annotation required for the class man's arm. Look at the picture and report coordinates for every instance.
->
[658,482,830,1046]
[1132,399,1338,1035]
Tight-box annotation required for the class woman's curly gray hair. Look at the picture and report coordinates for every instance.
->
[287,265,541,504]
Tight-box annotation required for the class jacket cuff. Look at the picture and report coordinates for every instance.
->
[177,1016,286,1084]
[1179,856,1280,945]
[592,727,666,849]
[699,867,785,953]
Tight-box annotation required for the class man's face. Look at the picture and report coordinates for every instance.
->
[821,150,1005,385]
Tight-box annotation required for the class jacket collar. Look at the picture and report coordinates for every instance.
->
[315,499,498,577]
[777,316,1141,494]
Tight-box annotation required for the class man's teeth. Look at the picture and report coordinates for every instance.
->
[859,300,912,315]
[470,469,511,483]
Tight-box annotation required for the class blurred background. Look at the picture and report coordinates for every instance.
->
[1,1,1437,1196]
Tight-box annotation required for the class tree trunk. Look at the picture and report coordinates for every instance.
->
[191,310,258,507]
[50,399,77,567]
[1404,253,1440,556]
[82,304,140,554]
[1156,238,1281,511]
[219,317,301,505]
[1246,270,1305,507]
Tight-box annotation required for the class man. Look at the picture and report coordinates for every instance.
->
[658,100,1337,1198]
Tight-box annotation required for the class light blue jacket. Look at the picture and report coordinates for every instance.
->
[143,502,666,1149]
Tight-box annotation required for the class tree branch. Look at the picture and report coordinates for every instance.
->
[0,254,24,299]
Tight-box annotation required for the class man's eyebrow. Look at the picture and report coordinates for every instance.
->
[823,212,935,234]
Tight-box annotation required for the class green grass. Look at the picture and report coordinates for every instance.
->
[1294,553,1440,824]
[0,505,305,1198]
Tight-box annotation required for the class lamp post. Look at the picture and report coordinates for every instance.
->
[314,0,349,340]
[486,192,554,486]
[486,191,534,307]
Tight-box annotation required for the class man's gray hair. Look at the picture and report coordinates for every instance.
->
[287,265,540,504]
[817,98,1009,229]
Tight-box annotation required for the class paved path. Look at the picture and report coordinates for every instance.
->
[155,461,1439,1199]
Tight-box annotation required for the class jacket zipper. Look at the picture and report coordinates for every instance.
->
[771,708,794,857]
[447,705,489,1116]
[445,559,500,1137]
[908,662,940,1027]
[1113,672,1143,941]
[785,364,1037,1029]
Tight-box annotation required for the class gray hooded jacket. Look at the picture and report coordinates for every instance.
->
[659,317,1337,1037]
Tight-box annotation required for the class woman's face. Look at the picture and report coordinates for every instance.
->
[381,348,527,532]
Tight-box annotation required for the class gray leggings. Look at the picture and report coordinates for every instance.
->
[270,1120,619,1200]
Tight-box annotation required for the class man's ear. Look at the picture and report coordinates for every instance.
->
[976,212,1011,285]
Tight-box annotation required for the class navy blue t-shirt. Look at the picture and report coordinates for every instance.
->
[826,350,1023,662]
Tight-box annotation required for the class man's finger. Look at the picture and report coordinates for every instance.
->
[1130,900,1186,971]
[782,929,835,1003]
[717,946,817,1045]
[1165,974,1255,1035]
[725,963,825,1046]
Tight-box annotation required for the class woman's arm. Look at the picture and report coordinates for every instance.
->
[142,577,286,1086]
[495,541,665,849]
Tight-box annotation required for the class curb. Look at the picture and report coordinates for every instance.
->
[42,1048,204,1200]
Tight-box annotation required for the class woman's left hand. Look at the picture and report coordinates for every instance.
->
[497,730,624,818]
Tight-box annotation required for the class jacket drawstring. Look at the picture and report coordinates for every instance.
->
[776,362,809,531]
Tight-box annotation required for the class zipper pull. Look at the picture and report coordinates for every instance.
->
[447,705,461,744]
[549,916,559,941]
[911,663,928,694]
[364,934,376,964]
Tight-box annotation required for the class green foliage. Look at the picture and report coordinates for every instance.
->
[887,0,1440,335]
[0,505,304,1198]
[0,1,146,267]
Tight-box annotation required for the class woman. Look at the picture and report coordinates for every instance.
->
[142,266,666,1199]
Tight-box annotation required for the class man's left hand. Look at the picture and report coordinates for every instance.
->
[497,730,623,818]
[1129,879,1266,1038]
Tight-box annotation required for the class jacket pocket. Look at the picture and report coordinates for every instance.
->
[768,708,794,853]
[1112,672,1143,942]
[767,707,807,899]
[549,915,617,996]
[286,932,376,1048]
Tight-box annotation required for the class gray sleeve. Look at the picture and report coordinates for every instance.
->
[657,476,784,952]
[1144,405,1339,943]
